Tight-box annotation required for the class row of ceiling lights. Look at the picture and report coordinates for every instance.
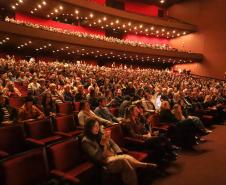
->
[0,37,10,45]
[10,1,188,39]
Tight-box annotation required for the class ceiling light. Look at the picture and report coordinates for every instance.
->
[116,20,119,24]
[59,6,63,10]
[11,5,16,9]
[38,4,42,9]
[54,9,58,13]
[89,13,94,18]
[75,10,79,14]
[19,0,23,3]
[103,17,107,21]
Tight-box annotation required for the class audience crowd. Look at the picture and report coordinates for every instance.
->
[0,55,225,185]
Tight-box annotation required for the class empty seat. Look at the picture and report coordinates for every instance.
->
[47,138,95,184]
[73,102,80,113]
[0,125,35,158]
[24,118,63,146]
[0,147,49,185]
[56,102,74,115]
[54,115,82,137]
[8,97,24,109]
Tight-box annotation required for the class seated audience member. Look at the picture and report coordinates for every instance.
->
[94,97,121,123]
[63,84,74,102]
[0,92,17,125]
[78,100,114,127]
[28,77,41,95]
[74,85,86,102]
[124,82,136,98]
[43,83,64,104]
[3,81,22,97]
[142,92,155,112]
[42,92,56,116]
[122,105,177,162]
[172,104,212,134]
[87,87,99,110]
[118,96,132,117]
[81,119,157,185]
[18,96,45,122]
[159,101,178,124]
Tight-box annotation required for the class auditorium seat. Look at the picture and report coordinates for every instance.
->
[0,147,49,185]
[8,97,24,109]
[54,115,82,137]
[109,124,148,161]
[24,118,63,146]
[47,138,96,185]
[0,125,37,158]
[109,107,118,117]
[150,113,171,131]
[56,102,74,115]
[73,102,80,113]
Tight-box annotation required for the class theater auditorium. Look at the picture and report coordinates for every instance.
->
[0,0,225,185]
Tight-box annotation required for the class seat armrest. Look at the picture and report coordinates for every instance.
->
[51,170,80,185]
[0,150,9,158]
[26,138,45,146]
[54,131,72,137]
[77,125,84,130]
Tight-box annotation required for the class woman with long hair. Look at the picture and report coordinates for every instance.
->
[81,119,157,185]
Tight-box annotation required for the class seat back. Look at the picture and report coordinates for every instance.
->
[56,102,73,115]
[73,102,80,112]
[47,139,82,172]
[8,97,24,109]
[24,119,53,139]
[108,124,125,147]
[54,115,76,133]
[0,125,26,154]
[109,108,118,117]
[0,148,48,185]
[150,113,161,127]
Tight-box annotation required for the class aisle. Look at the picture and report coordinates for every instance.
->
[152,124,226,185]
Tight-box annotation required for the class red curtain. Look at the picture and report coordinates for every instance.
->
[125,2,159,17]
[15,13,105,36]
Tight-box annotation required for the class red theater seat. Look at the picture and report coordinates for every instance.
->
[54,115,82,137]
[0,148,49,185]
[109,124,148,162]
[56,102,74,115]
[150,113,170,131]
[24,118,63,146]
[8,97,24,109]
[109,108,118,117]
[47,139,95,184]
[0,125,37,158]
[73,102,80,113]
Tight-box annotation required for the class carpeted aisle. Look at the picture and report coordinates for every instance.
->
[152,124,226,185]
